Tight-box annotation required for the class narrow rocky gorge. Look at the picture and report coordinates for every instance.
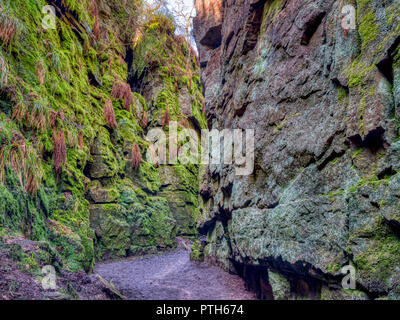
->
[1,0,400,302]
[194,0,400,300]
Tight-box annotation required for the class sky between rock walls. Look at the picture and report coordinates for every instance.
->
[145,0,195,20]
[146,0,197,46]
[170,0,197,49]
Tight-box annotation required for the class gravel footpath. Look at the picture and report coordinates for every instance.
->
[95,249,255,300]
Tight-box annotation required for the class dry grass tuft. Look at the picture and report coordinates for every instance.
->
[104,99,117,128]
[67,130,76,147]
[91,0,101,39]
[30,101,48,132]
[50,109,65,128]
[0,129,43,194]
[0,13,18,46]
[11,102,26,123]
[53,128,66,174]
[131,144,141,169]
[141,110,148,129]
[161,107,170,128]
[78,131,84,149]
[12,94,49,132]
[111,82,133,111]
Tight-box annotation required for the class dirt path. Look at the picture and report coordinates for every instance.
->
[94,249,255,300]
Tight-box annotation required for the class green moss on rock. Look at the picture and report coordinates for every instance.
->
[190,240,204,262]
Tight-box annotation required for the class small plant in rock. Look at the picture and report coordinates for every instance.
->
[131,143,141,169]
[12,94,49,132]
[30,100,48,132]
[67,130,77,147]
[0,128,43,194]
[0,11,19,46]
[104,99,118,128]
[190,240,204,263]
[11,101,26,123]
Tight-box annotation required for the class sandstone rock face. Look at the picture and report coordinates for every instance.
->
[195,0,400,299]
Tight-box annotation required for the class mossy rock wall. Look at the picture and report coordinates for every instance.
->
[0,0,205,269]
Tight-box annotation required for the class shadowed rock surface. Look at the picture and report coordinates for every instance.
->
[194,0,400,300]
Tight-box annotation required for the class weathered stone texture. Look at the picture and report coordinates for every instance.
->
[195,0,400,299]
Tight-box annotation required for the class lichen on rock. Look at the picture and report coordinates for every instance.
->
[194,0,400,300]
